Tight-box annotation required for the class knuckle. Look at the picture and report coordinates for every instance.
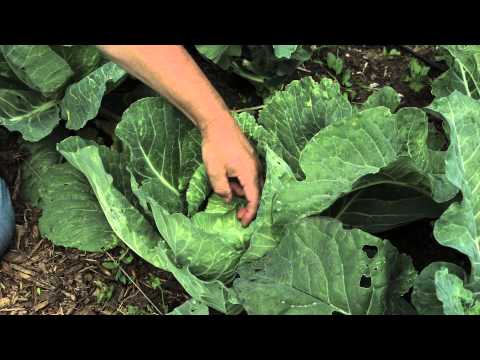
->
[213,186,230,196]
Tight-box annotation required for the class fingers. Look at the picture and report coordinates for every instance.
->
[236,207,247,220]
[208,167,232,203]
[236,170,260,227]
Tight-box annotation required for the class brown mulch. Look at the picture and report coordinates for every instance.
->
[0,226,189,315]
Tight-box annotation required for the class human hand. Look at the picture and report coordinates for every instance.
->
[201,119,262,227]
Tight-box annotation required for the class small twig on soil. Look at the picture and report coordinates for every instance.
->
[29,238,45,257]
[106,252,163,315]
[321,67,340,83]
[297,66,312,73]
[232,105,265,113]
[395,45,447,72]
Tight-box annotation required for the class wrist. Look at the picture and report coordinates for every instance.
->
[199,110,239,138]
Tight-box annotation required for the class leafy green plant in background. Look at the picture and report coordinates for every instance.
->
[0,45,127,142]
[94,280,115,304]
[2,44,480,315]
[195,45,314,96]
[383,47,401,57]
[403,58,431,93]
[102,249,134,285]
[325,52,353,92]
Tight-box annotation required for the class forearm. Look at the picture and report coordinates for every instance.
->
[96,45,236,134]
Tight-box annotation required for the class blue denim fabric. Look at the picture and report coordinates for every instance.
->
[0,177,15,257]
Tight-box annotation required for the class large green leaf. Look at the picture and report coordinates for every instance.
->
[410,92,480,315]
[241,147,296,263]
[234,217,416,315]
[0,55,11,78]
[392,107,457,203]
[258,77,354,176]
[0,89,61,141]
[435,267,480,315]
[38,163,119,251]
[354,156,456,209]
[432,68,465,99]
[116,97,199,213]
[361,86,401,113]
[273,105,458,229]
[322,107,455,233]
[58,137,160,254]
[51,45,103,80]
[411,262,466,315]
[432,45,480,99]
[167,299,209,315]
[0,54,28,87]
[273,107,400,227]
[61,61,127,130]
[234,112,283,156]
[58,136,241,314]
[325,183,446,233]
[427,92,480,280]
[186,164,210,216]
[19,128,67,206]
[0,45,73,96]
[149,194,251,282]
[178,128,203,192]
[412,261,480,315]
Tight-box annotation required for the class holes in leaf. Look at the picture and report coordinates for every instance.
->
[331,311,344,315]
[360,275,371,288]
[362,245,378,259]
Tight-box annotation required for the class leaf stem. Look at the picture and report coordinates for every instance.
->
[335,189,364,220]
[232,105,265,113]
[458,60,472,97]
[351,180,432,198]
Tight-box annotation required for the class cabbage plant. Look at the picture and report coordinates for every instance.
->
[23,74,466,315]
